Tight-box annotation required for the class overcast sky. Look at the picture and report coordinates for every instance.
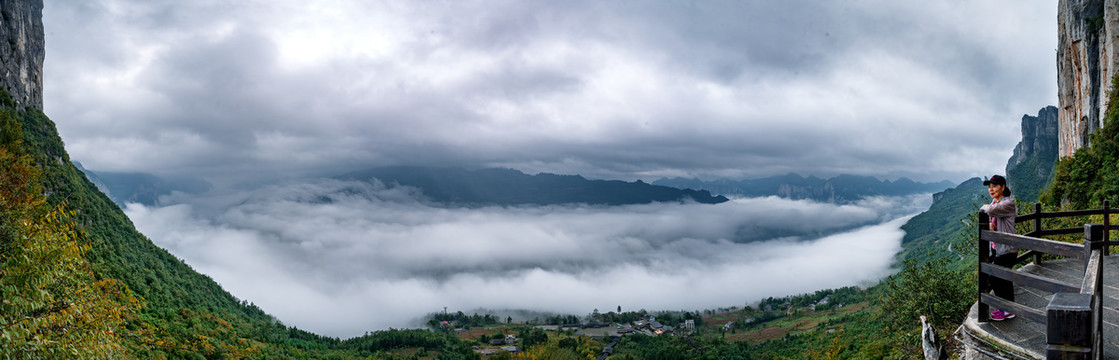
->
[43,0,1058,184]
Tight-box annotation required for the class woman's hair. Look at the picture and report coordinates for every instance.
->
[1003,186,1012,197]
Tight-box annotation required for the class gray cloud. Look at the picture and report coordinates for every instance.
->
[43,0,1057,185]
[127,179,931,337]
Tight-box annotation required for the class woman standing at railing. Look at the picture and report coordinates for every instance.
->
[981,175,1017,321]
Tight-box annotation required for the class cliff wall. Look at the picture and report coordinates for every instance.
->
[1006,106,1060,202]
[1007,106,1060,168]
[0,0,41,109]
[1057,0,1119,156]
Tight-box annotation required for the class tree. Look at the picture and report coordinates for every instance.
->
[519,327,548,350]
[881,256,973,332]
[0,147,141,359]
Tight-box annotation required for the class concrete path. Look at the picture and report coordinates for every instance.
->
[961,256,1119,359]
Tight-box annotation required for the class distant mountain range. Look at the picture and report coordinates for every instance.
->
[338,166,729,206]
[653,173,954,203]
[78,164,951,208]
[75,162,211,207]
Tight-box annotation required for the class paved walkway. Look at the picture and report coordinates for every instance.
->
[961,256,1119,359]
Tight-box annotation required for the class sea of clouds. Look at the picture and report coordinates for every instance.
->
[125,179,932,338]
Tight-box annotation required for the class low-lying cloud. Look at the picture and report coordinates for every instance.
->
[126,179,931,337]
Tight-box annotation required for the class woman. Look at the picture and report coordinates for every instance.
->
[980,175,1016,321]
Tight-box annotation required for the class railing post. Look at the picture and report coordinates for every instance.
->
[1103,200,1110,256]
[1085,223,1104,261]
[1034,203,1043,264]
[978,211,990,323]
[1046,293,1093,359]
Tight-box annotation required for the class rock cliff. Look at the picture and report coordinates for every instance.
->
[0,0,42,109]
[1007,106,1060,168]
[1006,106,1060,202]
[1057,0,1119,156]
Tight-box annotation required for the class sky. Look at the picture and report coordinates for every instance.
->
[41,0,1059,185]
[127,179,932,337]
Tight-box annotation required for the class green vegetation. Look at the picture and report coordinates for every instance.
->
[880,257,972,332]
[1007,148,1057,205]
[898,177,986,265]
[427,311,503,329]
[0,108,138,359]
[601,259,972,359]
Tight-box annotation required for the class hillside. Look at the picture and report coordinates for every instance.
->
[340,166,729,206]
[75,163,211,207]
[652,173,953,203]
[897,177,987,263]
[5,92,323,356]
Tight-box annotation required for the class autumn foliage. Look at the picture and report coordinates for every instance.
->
[0,139,141,358]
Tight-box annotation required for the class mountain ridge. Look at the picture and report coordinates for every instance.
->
[653,173,953,203]
[338,165,730,206]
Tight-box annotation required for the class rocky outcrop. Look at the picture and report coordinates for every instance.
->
[1006,106,1060,203]
[1057,0,1118,157]
[1007,106,1059,167]
[0,0,43,109]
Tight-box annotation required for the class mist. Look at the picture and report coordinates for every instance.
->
[125,179,931,338]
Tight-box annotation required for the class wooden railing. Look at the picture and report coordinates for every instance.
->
[1015,200,1113,262]
[977,209,1106,359]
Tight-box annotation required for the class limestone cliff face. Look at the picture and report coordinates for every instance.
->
[0,0,42,110]
[1057,0,1119,157]
[1006,106,1060,202]
[1007,106,1059,168]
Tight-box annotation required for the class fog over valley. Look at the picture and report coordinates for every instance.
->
[124,179,932,337]
[39,0,1057,346]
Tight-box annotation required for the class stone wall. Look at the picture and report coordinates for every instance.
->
[0,0,42,110]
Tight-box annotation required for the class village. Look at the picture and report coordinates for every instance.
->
[425,287,865,358]
[450,314,707,357]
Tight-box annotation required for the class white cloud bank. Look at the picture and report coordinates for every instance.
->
[126,179,930,337]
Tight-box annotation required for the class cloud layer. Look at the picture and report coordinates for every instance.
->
[44,1,1057,184]
[126,179,930,337]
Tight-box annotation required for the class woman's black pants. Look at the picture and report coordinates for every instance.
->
[991,252,1016,302]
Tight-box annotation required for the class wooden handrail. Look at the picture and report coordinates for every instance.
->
[976,214,1106,359]
[979,262,1079,294]
[979,230,1082,259]
[1081,250,1104,295]
[1016,208,1111,221]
